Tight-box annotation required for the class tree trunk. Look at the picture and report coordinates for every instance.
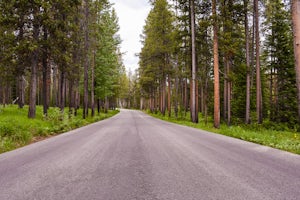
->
[213,0,220,128]
[17,75,25,109]
[97,98,100,115]
[42,27,49,116]
[223,60,228,121]
[184,78,188,113]
[17,22,25,109]
[168,74,171,117]
[91,51,95,117]
[175,74,179,118]
[190,0,198,123]
[245,0,251,124]
[52,65,58,107]
[254,0,263,124]
[105,96,108,113]
[292,0,300,123]
[83,0,89,119]
[69,80,74,116]
[28,13,39,119]
[60,70,66,112]
[226,59,231,126]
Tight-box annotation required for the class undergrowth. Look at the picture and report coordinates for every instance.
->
[0,105,119,153]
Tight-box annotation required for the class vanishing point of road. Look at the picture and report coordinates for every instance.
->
[0,109,299,200]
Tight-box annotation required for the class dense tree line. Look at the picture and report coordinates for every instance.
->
[0,0,125,118]
[138,0,300,129]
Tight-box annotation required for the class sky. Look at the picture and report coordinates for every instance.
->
[110,0,151,72]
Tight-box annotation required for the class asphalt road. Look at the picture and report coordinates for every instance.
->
[0,109,300,200]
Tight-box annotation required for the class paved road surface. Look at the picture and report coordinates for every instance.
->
[0,109,300,200]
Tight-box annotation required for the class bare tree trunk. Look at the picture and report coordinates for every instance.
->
[184,78,188,113]
[168,74,171,117]
[97,98,100,115]
[162,77,166,115]
[28,14,39,118]
[245,0,251,124]
[174,74,179,118]
[83,0,89,119]
[190,0,198,123]
[60,70,66,112]
[292,0,300,123]
[17,22,25,109]
[104,96,108,113]
[223,60,228,121]
[17,75,25,108]
[52,65,58,107]
[254,0,262,124]
[91,51,95,117]
[69,80,74,115]
[42,26,49,116]
[213,0,220,128]
[226,60,231,126]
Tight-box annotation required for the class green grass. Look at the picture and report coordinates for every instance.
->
[147,110,300,155]
[0,105,119,153]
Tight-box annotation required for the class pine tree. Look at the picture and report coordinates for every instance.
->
[292,0,300,123]
[213,0,220,128]
[139,0,174,116]
[264,0,296,124]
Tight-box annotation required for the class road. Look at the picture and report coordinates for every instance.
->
[0,109,300,200]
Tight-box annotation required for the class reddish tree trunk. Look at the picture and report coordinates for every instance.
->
[213,0,220,128]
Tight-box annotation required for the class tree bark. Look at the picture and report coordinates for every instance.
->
[190,0,198,123]
[83,0,89,119]
[168,74,171,117]
[28,11,39,119]
[60,70,66,112]
[213,0,220,128]
[91,51,95,117]
[245,0,251,124]
[254,0,263,124]
[17,75,25,109]
[292,0,300,123]
[42,26,49,116]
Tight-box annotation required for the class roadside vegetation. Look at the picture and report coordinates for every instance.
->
[148,111,300,155]
[0,105,119,154]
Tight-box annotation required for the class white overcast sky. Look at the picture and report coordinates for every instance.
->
[110,0,151,72]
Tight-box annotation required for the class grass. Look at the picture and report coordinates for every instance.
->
[0,105,119,154]
[147,110,300,155]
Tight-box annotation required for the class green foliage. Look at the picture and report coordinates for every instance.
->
[94,4,122,101]
[139,0,175,98]
[0,105,119,153]
[263,0,297,126]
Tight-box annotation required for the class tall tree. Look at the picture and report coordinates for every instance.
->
[292,0,300,123]
[83,0,90,119]
[190,0,198,123]
[254,0,263,123]
[139,0,174,116]
[245,0,251,124]
[28,4,40,118]
[213,0,220,128]
[264,0,296,125]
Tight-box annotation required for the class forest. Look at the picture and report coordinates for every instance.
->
[0,0,127,119]
[1,0,300,132]
[134,0,300,130]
